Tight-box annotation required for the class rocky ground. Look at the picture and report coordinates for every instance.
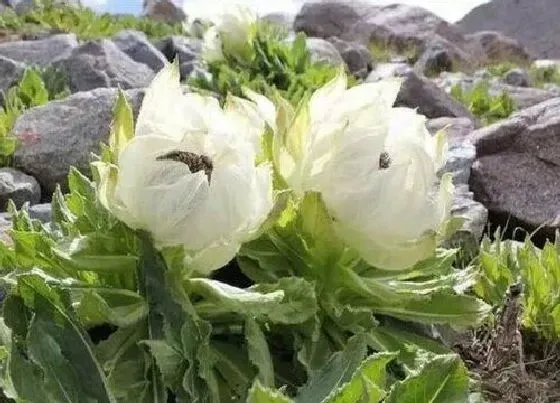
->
[0,0,559,401]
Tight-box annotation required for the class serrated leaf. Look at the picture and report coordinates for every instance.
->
[295,334,368,403]
[385,353,469,403]
[328,352,397,403]
[76,288,148,328]
[190,277,317,325]
[247,380,293,403]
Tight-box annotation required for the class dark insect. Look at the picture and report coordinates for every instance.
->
[157,151,214,182]
[379,151,391,169]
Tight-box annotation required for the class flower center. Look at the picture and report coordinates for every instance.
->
[379,152,391,169]
[157,151,214,182]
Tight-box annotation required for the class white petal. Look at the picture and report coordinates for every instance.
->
[135,62,189,141]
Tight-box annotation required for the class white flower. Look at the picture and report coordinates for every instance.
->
[210,5,257,55]
[202,26,224,63]
[278,72,454,270]
[96,62,274,275]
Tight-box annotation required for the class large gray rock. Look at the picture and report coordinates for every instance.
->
[0,34,78,66]
[112,30,167,73]
[13,88,144,195]
[156,36,201,79]
[469,97,560,238]
[0,55,26,97]
[0,167,40,210]
[458,0,560,59]
[294,2,485,67]
[328,36,372,79]
[464,31,533,63]
[373,67,476,121]
[56,40,155,92]
[143,0,186,24]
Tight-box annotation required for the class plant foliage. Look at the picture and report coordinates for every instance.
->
[450,81,516,125]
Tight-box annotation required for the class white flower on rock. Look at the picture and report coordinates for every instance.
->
[96,62,274,275]
[277,72,454,270]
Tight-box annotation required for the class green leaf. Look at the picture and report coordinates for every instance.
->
[385,353,469,403]
[76,288,148,328]
[328,352,397,403]
[295,334,368,403]
[106,89,134,164]
[190,277,318,325]
[247,380,293,403]
[6,275,115,403]
[370,293,491,328]
[245,318,275,388]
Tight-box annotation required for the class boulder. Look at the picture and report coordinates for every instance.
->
[414,37,471,77]
[464,31,533,64]
[0,55,26,97]
[469,97,560,240]
[371,67,476,121]
[328,36,372,79]
[0,33,78,66]
[112,30,167,72]
[503,68,530,87]
[294,2,485,67]
[143,0,186,24]
[305,37,344,67]
[56,40,155,92]
[0,167,40,210]
[155,36,201,79]
[13,88,144,195]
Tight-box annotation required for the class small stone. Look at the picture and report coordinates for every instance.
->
[0,167,40,210]
[504,68,530,87]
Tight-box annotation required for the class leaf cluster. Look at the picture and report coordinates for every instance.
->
[450,81,516,125]
[189,23,351,105]
[474,232,560,341]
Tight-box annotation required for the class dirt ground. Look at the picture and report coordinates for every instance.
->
[454,284,560,403]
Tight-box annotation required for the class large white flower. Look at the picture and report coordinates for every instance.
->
[96,62,274,275]
[206,5,257,57]
[277,72,453,270]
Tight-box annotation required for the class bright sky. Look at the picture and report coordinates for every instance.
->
[82,0,491,23]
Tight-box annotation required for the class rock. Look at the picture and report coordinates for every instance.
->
[464,31,533,64]
[304,38,344,67]
[427,117,476,186]
[155,36,201,79]
[13,88,144,195]
[427,118,487,258]
[366,62,410,81]
[457,0,560,59]
[0,33,78,66]
[414,36,474,77]
[294,2,485,67]
[504,68,529,88]
[445,184,489,259]
[488,83,555,110]
[328,36,371,79]
[0,168,40,210]
[112,30,167,72]
[143,0,186,24]
[28,203,52,223]
[262,12,295,31]
[56,40,155,92]
[0,55,25,98]
[469,97,560,239]
[373,67,476,121]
